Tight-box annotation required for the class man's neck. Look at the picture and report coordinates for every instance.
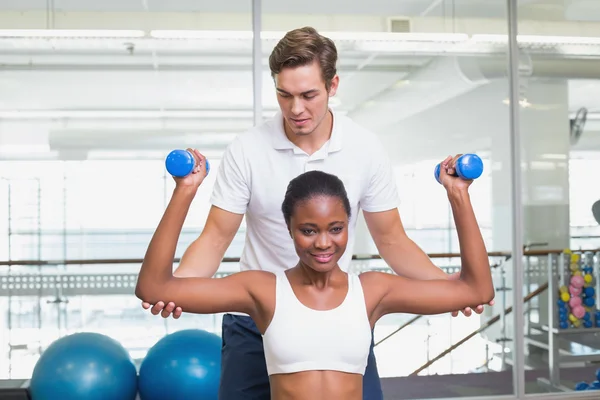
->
[285,110,333,155]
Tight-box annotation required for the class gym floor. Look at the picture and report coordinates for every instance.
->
[1,365,596,400]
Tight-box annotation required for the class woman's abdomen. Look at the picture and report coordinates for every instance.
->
[269,370,362,400]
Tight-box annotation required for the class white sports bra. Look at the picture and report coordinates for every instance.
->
[262,271,372,376]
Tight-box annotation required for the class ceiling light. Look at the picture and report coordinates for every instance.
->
[0,29,146,38]
[0,110,258,119]
[150,30,282,40]
[150,30,469,43]
[471,34,600,45]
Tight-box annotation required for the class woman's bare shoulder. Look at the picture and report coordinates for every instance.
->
[358,270,391,285]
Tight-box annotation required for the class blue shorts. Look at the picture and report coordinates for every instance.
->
[218,313,383,400]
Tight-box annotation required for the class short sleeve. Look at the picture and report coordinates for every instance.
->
[210,138,250,215]
[360,140,400,213]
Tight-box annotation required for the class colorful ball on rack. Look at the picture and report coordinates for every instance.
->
[570,297,582,308]
[584,274,593,284]
[560,285,569,293]
[571,275,585,288]
[570,264,580,272]
[559,307,568,317]
[573,270,582,276]
[569,285,582,296]
[559,306,568,316]
[560,292,570,302]
[583,312,591,321]
[569,313,578,323]
[584,320,593,328]
[572,305,586,319]
[584,297,595,307]
[559,320,569,329]
[584,287,595,297]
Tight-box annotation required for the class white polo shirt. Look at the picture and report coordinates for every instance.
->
[210,109,400,274]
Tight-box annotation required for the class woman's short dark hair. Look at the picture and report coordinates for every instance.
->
[281,170,351,226]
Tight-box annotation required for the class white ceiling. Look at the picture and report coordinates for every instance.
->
[0,0,509,18]
[0,2,600,162]
[0,0,598,21]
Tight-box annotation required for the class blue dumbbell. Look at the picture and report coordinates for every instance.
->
[165,149,210,178]
[435,154,484,184]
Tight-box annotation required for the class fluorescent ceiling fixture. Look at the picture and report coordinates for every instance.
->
[0,151,59,161]
[150,30,282,40]
[470,34,508,43]
[341,32,469,42]
[471,34,600,45]
[0,29,146,38]
[150,30,469,42]
[87,149,224,160]
[352,33,469,53]
[540,154,568,160]
[0,110,259,119]
[151,30,253,39]
[576,111,600,120]
[519,35,600,45]
[0,144,51,154]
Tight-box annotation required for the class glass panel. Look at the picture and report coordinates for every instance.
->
[0,0,253,380]
[262,1,513,399]
[516,0,600,395]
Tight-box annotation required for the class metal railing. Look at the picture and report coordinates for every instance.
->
[2,248,599,383]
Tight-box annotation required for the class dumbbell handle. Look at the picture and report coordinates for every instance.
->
[165,149,210,178]
[434,154,483,184]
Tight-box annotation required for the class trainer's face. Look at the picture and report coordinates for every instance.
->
[289,195,348,273]
[274,61,339,137]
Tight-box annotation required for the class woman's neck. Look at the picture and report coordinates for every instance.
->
[289,262,343,289]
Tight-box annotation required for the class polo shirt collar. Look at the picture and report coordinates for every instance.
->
[271,109,343,153]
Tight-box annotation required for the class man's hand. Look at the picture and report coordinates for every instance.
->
[142,301,183,319]
[448,271,495,317]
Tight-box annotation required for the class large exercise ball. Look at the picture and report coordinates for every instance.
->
[29,332,137,400]
[138,329,222,400]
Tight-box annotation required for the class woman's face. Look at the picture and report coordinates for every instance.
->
[289,195,349,272]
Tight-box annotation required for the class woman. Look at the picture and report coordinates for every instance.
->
[136,149,494,400]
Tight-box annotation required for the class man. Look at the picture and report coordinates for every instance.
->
[142,26,491,400]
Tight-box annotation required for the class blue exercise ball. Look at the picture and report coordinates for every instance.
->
[29,332,137,400]
[139,329,222,400]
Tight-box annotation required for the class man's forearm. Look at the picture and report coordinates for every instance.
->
[365,209,448,281]
[379,235,448,280]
